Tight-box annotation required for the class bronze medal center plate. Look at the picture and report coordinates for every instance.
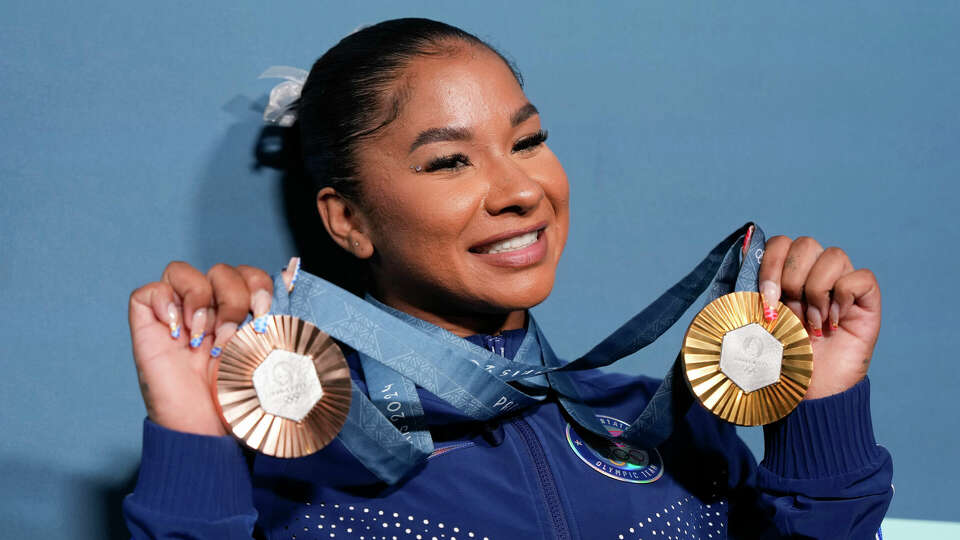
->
[681,291,813,426]
[212,315,352,458]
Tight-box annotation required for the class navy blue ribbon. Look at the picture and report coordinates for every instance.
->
[266,223,765,484]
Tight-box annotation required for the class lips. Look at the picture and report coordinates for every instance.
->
[470,230,540,254]
[468,222,547,254]
[468,223,549,268]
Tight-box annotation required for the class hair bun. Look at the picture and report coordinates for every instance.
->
[256,66,307,170]
[256,123,300,170]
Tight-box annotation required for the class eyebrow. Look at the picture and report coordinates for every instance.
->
[407,102,540,155]
[510,102,539,128]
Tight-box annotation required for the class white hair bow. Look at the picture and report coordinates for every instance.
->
[259,66,309,127]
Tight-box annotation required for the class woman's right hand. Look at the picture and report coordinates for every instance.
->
[127,259,298,436]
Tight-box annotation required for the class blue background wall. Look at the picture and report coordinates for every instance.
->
[2,2,957,538]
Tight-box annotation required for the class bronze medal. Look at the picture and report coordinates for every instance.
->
[213,315,352,458]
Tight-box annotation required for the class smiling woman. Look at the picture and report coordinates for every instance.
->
[123,17,892,540]
[313,40,569,336]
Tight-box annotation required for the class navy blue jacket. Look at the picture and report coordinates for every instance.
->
[123,328,893,539]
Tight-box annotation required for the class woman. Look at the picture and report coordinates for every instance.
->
[124,18,892,539]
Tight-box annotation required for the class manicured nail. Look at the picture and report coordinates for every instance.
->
[210,322,237,358]
[829,302,840,331]
[806,305,823,338]
[251,289,272,333]
[251,289,271,317]
[285,256,301,292]
[759,280,780,322]
[252,316,268,334]
[741,225,754,256]
[167,302,181,339]
[189,308,208,348]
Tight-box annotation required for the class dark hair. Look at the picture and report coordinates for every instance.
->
[256,18,523,294]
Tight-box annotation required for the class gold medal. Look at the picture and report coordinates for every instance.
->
[212,315,352,458]
[681,291,813,426]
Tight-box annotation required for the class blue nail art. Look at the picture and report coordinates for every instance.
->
[290,258,301,286]
[253,315,268,334]
[170,324,181,339]
[210,346,222,357]
[189,332,205,348]
[286,258,302,292]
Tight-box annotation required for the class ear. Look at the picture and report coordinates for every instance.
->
[316,187,374,259]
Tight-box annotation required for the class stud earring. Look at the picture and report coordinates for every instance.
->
[353,241,360,247]
[409,165,422,172]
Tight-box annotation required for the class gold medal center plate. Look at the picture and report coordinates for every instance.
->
[681,291,813,426]
[212,315,352,458]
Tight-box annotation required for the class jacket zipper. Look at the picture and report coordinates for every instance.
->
[484,334,505,356]
[512,417,572,540]
[482,334,571,539]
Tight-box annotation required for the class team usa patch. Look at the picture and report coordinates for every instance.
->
[565,415,664,484]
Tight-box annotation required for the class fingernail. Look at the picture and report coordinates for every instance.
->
[167,302,181,339]
[251,289,272,317]
[189,308,207,348]
[252,315,269,334]
[806,305,823,338]
[759,280,780,322]
[285,256,301,292]
[829,302,840,330]
[251,289,272,334]
[210,322,237,358]
[741,225,754,256]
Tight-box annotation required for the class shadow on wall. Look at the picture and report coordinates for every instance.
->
[89,96,289,539]
[86,93,365,539]
[190,94,296,272]
[0,458,138,539]
[70,93,369,539]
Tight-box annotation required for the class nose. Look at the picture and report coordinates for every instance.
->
[483,159,544,216]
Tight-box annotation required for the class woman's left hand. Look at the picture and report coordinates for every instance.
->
[757,235,882,399]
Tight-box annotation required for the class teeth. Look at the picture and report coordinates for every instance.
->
[479,231,539,254]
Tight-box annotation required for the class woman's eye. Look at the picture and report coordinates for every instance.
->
[419,131,547,172]
[424,153,471,172]
[512,129,549,153]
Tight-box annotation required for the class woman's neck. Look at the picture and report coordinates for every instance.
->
[367,290,527,338]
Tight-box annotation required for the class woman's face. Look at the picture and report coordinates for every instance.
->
[346,45,569,333]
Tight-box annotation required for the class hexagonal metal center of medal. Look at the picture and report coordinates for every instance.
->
[719,323,783,393]
[252,349,323,422]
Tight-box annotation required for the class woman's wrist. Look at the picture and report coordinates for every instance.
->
[129,417,253,518]
[761,376,882,480]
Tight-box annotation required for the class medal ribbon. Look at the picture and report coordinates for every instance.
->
[266,223,765,484]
